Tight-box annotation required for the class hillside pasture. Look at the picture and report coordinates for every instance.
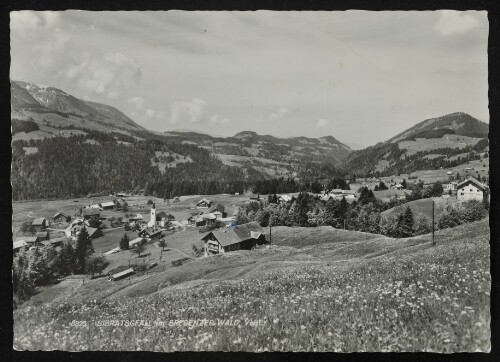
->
[398,134,482,156]
[14,219,490,352]
[380,196,459,220]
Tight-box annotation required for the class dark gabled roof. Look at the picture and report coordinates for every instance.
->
[53,211,65,218]
[457,177,486,191]
[201,221,265,247]
[210,203,225,213]
[156,211,174,220]
[86,227,99,237]
[232,221,265,240]
[197,198,212,206]
[32,218,46,226]
[138,228,161,237]
[83,208,100,216]
[112,268,135,279]
[23,236,40,243]
[202,229,241,247]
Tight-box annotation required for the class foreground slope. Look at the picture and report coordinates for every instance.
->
[14,219,490,352]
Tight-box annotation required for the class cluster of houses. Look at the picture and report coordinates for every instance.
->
[186,199,234,227]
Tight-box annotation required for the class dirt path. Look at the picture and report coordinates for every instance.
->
[164,248,196,259]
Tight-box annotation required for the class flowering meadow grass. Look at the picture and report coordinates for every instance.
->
[14,220,490,352]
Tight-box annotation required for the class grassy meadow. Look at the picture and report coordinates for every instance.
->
[14,218,490,352]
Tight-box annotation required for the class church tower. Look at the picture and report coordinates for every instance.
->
[148,202,156,230]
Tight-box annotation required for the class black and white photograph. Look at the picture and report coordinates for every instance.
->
[10,10,491,352]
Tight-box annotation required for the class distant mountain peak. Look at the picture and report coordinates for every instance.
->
[234,131,258,138]
[11,80,145,132]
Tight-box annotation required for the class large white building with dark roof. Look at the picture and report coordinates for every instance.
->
[457,177,487,201]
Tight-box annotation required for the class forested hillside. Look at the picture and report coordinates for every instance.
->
[341,112,489,177]
[11,131,347,200]
[11,135,255,200]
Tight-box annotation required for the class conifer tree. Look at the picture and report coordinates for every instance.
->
[75,228,94,273]
[120,233,130,250]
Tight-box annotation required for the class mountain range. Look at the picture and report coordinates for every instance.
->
[11,80,489,179]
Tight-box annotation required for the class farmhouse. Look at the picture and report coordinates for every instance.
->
[53,211,67,223]
[457,177,486,201]
[391,184,404,190]
[340,191,356,200]
[201,221,266,256]
[196,198,212,209]
[13,240,28,253]
[187,212,204,226]
[249,194,261,202]
[70,225,100,240]
[278,195,293,204]
[128,214,143,222]
[15,236,43,248]
[32,218,48,232]
[110,268,135,281]
[48,237,65,247]
[138,228,162,240]
[444,182,458,192]
[99,201,115,210]
[36,231,50,241]
[82,208,100,222]
[210,203,226,217]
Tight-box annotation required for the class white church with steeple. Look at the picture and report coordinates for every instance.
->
[147,202,172,230]
[147,202,157,229]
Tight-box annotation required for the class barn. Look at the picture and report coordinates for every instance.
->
[110,268,135,281]
[196,198,213,209]
[82,208,100,222]
[99,201,115,210]
[53,211,67,223]
[201,221,266,255]
[32,218,48,232]
[209,203,226,217]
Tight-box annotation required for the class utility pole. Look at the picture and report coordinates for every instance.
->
[269,223,272,246]
[432,200,435,246]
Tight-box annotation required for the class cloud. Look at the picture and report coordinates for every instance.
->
[128,96,145,109]
[169,98,208,124]
[143,109,166,121]
[210,114,231,124]
[435,11,480,36]
[269,107,289,119]
[10,11,60,32]
[316,118,331,129]
[63,51,141,99]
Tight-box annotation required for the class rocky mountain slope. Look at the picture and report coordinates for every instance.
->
[11,80,146,134]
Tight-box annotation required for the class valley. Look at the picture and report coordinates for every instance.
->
[11,80,491,353]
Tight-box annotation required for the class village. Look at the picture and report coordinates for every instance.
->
[12,165,489,283]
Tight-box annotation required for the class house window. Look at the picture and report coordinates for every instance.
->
[461,193,464,196]
[470,189,473,192]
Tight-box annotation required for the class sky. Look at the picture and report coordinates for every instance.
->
[10,10,488,147]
